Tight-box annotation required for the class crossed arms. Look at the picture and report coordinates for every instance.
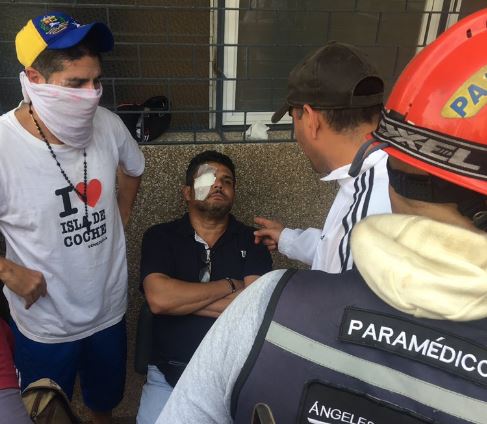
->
[143,273,259,319]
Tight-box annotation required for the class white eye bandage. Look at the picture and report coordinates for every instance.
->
[194,164,216,201]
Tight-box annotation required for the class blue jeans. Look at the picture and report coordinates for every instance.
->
[137,365,173,424]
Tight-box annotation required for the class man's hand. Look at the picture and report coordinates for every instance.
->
[254,217,284,251]
[0,258,47,309]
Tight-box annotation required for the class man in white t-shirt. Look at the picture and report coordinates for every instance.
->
[254,42,391,273]
[0,12,144,424]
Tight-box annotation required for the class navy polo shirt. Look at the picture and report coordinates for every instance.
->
[140,213,272,386]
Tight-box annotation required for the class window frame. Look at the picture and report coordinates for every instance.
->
[219,0,463,127]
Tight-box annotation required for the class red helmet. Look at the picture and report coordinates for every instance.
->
[373,9,487,196]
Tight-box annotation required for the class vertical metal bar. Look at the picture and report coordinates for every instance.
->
[243,110,247,141]
[192,109,197,142]
[375,11,382,44]
[141,108,145,144]
[268,6,278,117]
[192,44,197,82]
[137,44,142,78]
[245,45,249,79]
[422,11,432,46]
[112,79,117,110]
[215,0,226,136]
[326,11,332,40]
[164,5,171,130]
[105,0,111,113]
[105,4,110,27]
[192,43,197,141]
[437,0,453,35]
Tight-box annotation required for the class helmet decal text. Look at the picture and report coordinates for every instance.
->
[374,111,487,181]
[442,65,487,118]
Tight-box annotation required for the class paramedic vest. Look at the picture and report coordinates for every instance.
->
[231,269,487,424]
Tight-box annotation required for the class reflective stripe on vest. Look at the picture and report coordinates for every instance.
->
[266,321,487,423]
[232,269,487,424]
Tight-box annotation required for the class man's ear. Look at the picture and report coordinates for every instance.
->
[24,67,46,84]
[303,104,320,139]
[182,185,192,202]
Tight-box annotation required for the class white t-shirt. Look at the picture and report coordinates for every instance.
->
[0,105,145,343]
[278,150,391,273]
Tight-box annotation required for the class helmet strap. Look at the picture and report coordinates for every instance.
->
[373,109,487,181]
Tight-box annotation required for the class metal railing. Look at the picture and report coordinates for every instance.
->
[0,0,474,144]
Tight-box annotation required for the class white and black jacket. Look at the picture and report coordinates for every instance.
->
[278,150,391,273]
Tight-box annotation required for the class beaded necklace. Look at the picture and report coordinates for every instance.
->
[28,103,91,231]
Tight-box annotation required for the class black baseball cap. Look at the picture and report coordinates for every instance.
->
[271,41,384,123]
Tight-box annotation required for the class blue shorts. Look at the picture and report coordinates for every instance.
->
[10,318,127,412]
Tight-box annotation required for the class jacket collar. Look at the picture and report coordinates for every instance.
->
[321,150,387,184]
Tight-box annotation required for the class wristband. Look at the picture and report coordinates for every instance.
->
[225,277,236,293]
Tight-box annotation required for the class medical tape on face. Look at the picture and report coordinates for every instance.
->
[194,164,216,200]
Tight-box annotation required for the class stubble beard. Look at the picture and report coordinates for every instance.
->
[195,199,232,220]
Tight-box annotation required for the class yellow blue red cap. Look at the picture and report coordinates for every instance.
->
[15,12,114,67]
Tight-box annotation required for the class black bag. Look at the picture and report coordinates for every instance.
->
[22,378,80,424]
[117,95,171,143]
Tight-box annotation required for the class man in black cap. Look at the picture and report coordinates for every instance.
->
[255,42,391,273]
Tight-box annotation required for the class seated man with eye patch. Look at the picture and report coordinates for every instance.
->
[136,150,272,424]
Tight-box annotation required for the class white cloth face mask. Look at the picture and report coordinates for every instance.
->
[20,71,102,149]
[193,164,217,201]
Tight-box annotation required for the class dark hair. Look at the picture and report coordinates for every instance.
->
[320,104,382,133]
[185,150,236,186]
[320,76,383,133]
[31,35,102,79]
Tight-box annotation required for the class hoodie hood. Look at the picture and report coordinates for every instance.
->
[351,214,487,321]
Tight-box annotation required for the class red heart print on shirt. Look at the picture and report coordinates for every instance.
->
[75,179,102,207]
